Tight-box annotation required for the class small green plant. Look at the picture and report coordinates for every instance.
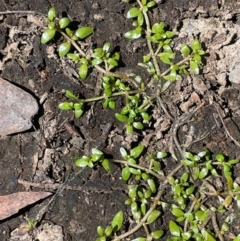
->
[41,0,204,134]
[74,147,240,241]
[38,1,240,240]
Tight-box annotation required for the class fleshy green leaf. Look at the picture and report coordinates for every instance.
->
[126,7,141,18]
[59,17,71,29]
[198,167,208,179]
[151,230,164,239]
[58,102,73,110]
[169,221,182,237]
[79,64,88,80]
[147,179,156,193]
[65,90,79,100]
[126,124,133,134]
[48,7,56,21]
[97,226,104,236]
[171,208,184,217]
[122,166,131,181]
[102,159,112,173]
[191,39,201,51]
[131,238,146,241]
[124,28,142,39]
[133,122,144,130]
[147,1,156,8]
[59,42,71,57]
[111,210,123,231]
[201,229,216,241]
[130,145,144,159]
[75,156,91,167]
[190,60,199,75]
[41,29,56,44]
[181,44,190,57]
[115,113,128,122]
[103,42,110,52]
[147,210,161,224]
[75,26,93,39]
[104,226,113,237]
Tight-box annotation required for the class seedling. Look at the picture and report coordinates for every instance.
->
[41,0,205,134]
[38,1,240,240]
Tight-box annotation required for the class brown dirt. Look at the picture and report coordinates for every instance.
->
[1,0,240,240]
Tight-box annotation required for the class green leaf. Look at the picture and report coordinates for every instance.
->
[126,124,133,134]
[102,159,112,173]
[147,179,156,193]
[152,22,165,34]
[151,230,164,239]
[171,208,184,217]
[141,112,151,121]
[233,235,240,241]
[181,44,190,57]
[191,39,201,51]
[59,42,71,57]
[75,26,93,39]
[126,7,141,18]
[120,147,127,158]
[79,64,88,80]
[159,53,173,64]
[75,156,91,167]
[130,145,144,159]
[41,29,56,44]
[163,71,177,81]
[129,186,137,199]
[124,27,142,39]
[190,60,199,75]
[216,154,225,162]
[108,100,116,109]
[157,151,167,159]
[104,226,113,237]
[74,109,84,118]
[91,148,103,161]
[59,17,71,29]
[96,236,106,241]
[92,58,103,66]
[103,42,110,52]
[147,1,156,8]
[122,166,131,181]
[131,238,146,241]
[58,102,73,110]
[133,122,144,130]
[67,53,80,63]
[97,226,104,236]
[115,113,128,122]
[201,229,216,241]
[66,28,73,38]
[48,7,56,21]
[65,90,79,100]
[147,210,161,224]
[228,159,239,165]
[137,12,144,26]
[186,186,195,195]
[193,54,201,65]
[169,221,182,237]
[198,168,208,179]
[111,210,123,231]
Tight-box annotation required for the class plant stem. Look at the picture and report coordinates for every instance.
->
[137,0,161,83]
[59,30,129,80]
[112,160,167,181]
[81,90,141,103]
[112,189,163,241]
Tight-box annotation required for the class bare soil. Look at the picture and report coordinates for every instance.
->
[1,0,240,240]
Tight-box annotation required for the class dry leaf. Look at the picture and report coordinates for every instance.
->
[0,191,52,220]
[0,78,39,136]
